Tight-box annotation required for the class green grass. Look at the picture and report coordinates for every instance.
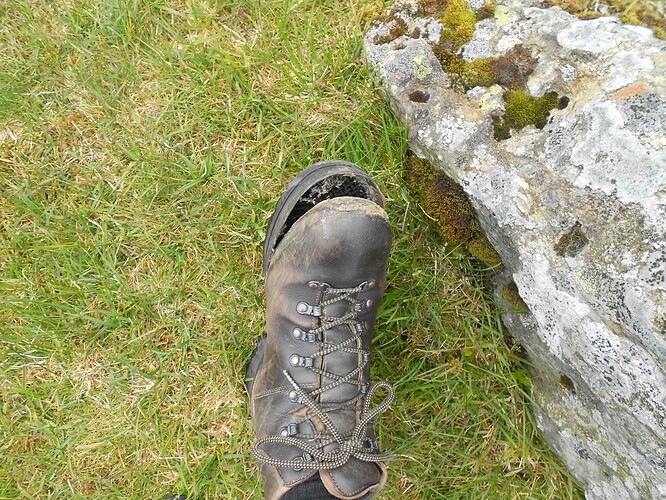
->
[1,0,581,498]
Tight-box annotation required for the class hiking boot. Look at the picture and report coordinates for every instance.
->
[247,162,394,500]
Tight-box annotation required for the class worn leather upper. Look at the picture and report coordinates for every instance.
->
[251,197,392,500]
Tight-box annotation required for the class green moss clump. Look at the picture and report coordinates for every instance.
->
[419,0,495,25]
[493,89,566,140]
[467,236,502,266]
[405,154,477,245]
[618,10,665,41]
[423,0,538,93]
[502,281,529,312]
[440,0,478,50]
[461,58,495,89]
[505,89,562,128]
[432,48,496,91]
[433,37,537,92]
[418,0,477,50]
[421,0,568,133]
[405,154,501,266]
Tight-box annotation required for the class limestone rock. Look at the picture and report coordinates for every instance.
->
[365,1,666,498]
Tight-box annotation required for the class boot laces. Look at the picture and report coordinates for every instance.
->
[252,281,394,471]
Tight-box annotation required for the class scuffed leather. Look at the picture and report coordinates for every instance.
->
[250,197,391,499]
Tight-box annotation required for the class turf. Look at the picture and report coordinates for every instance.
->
[0,0,590,498]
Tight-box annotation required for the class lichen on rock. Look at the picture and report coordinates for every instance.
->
[546,0,666,40]
[365,0,666,497]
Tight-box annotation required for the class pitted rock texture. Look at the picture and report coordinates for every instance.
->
[365,1,666,498]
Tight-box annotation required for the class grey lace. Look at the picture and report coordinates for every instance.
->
[252,282,394,471]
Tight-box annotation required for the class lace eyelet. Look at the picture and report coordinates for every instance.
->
[365,438,379,453]
[280,423,298,437]
[297,301,322,317]
[292,452,313,471]
[290,354,314,368]
[308,281,331,291]
[354,300,373,313]
[288,390,303,404]
[292,327,317,342]
[359,280,377,290]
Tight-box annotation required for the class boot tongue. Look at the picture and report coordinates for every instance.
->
[319,459,387,499]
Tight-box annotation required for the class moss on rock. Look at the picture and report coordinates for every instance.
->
[373,15,409,44]
[432,47,494,90]
[417,0,479,50]
[489,45,537,89]
[440,0,478,50]
[417,0,569,138]
[467,236,502,266]
[493,90,568,140]
[554,222,590,257]
[433,43,538,92]
[405,154,502,266]
[475,0,497,21]
[427,0,488,91]
[502,281,529,311]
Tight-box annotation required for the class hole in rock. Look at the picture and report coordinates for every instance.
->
[409,90,430,103]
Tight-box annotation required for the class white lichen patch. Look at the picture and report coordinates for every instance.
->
[557,18,620,54]
[603,50,655,91]
[569,99,666,205]
[466,149,538,229]
[434,114,475,150]
[463,19,497,60]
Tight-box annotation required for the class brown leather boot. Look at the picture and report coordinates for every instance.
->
[247,162,394,500]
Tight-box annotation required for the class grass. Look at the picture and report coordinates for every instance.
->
[0,0,589,498]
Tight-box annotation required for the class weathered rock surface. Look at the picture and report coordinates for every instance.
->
[365,1,666,498]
